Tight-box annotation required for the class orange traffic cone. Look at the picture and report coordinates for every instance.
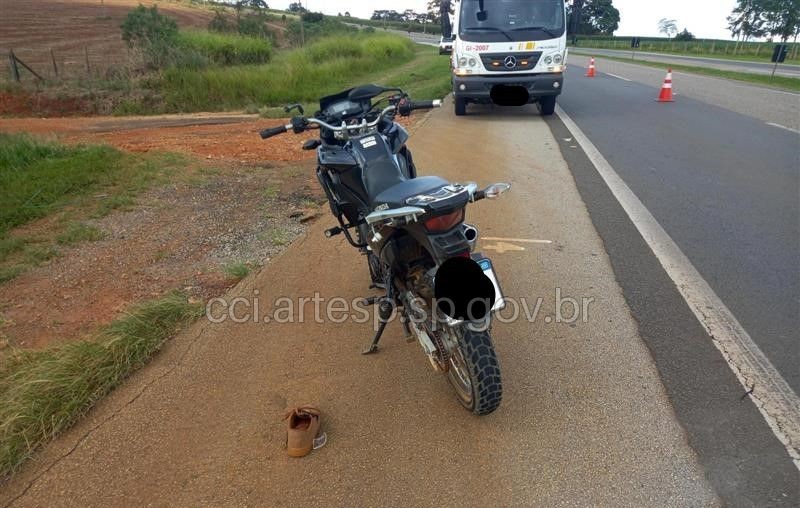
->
[657,69,675,102]
[586,57,596,78]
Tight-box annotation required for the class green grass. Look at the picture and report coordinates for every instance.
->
[56,223,106,245]
[22,245,59,265]
[222,262,251,279]
[580,53,800,92]
[379,45,452,101]
[270,229,289,246]
[0,237,26,261]
[0,134,185,283]
[128,33,417,113]
[0,267,24,284]
[0,291,203,477]
[0,134,176,235]
[175,30,272,66]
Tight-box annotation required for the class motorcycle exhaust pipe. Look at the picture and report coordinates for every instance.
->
[462,223,478,252]
[434,257,496,322]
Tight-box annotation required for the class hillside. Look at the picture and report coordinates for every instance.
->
[0,0,215,79]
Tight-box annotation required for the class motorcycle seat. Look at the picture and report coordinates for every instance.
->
[371,176,450,210]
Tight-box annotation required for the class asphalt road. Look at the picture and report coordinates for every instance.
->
[405,31,799,499]
[570,47,800,78]
[0,107,718,506]
[557,58,800,395]
[552,58,800,502]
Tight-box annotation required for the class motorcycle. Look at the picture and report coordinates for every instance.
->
[260,84,510,415]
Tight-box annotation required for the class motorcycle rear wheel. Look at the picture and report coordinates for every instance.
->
[447,327,502,415]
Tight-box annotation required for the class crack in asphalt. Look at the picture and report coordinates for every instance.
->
[2,320,214,508]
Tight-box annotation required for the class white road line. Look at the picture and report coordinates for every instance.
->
[766,122,800,135]
[556,104,800,470]
[605,72,631,82]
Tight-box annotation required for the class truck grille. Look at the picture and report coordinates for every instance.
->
[480,52,542,72]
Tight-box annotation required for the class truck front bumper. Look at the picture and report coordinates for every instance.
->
[453,72,564,103]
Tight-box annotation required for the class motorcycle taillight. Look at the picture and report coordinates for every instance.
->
[424,209,464,232]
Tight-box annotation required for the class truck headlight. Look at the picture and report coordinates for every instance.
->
[544,56,553,65]
[553,54,563,64]
[468,57,477,67]
[458,56,468,67]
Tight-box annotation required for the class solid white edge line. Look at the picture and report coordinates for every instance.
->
[766,122,800,135]
[605,72,632,82]
[555,104,800,470]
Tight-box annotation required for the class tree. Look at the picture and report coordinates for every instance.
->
[245,0,268,10]
[585,0,619,34]
[120,5,178,69]
[658,18,678,39]
[762,0,800,42]
[727,0,766,45]
[427,0,440,23]
[568,0,585,35]
[288,2,306,13]
[208,8,232,32]
[674,28,695,41]
[301,11,324,23]
[568,0,619,35]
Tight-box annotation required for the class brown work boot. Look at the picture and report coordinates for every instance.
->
[284,405,321,458]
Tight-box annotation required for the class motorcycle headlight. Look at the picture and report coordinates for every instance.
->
[553,54,563,64]
[544,56,553,65]
[458,56,468,67]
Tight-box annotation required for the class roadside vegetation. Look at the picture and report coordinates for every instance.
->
[570,35,800,65]
[343,16,441,35]
[149,34,416,113]
[0,291,203,477]
[175,30,273,66]
[0,133,184,283]
[1,4,449,116]
[576,52,800,92]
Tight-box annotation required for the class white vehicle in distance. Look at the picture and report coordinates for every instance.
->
[439,35,455,55]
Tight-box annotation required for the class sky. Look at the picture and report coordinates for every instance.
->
[269,1,739,40]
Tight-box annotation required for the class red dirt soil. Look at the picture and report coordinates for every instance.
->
[0,113,420,351]
[0,113,420,162]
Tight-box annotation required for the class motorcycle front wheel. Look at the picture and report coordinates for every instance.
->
[446,327,503,415]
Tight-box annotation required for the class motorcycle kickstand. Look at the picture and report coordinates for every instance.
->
[362,270,394,355]
[362,320,387,355]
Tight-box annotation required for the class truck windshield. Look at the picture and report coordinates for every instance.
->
[459,0,565,42]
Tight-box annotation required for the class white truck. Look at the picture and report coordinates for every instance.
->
[447,0,568,116]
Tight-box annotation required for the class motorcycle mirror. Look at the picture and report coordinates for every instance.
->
[284,103,304,115]
[483,183,511,199]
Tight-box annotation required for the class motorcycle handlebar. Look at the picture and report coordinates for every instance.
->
[259,99,441,140]
[260,124,291,139]
[412,99,442,110]
[398,99,442,116]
